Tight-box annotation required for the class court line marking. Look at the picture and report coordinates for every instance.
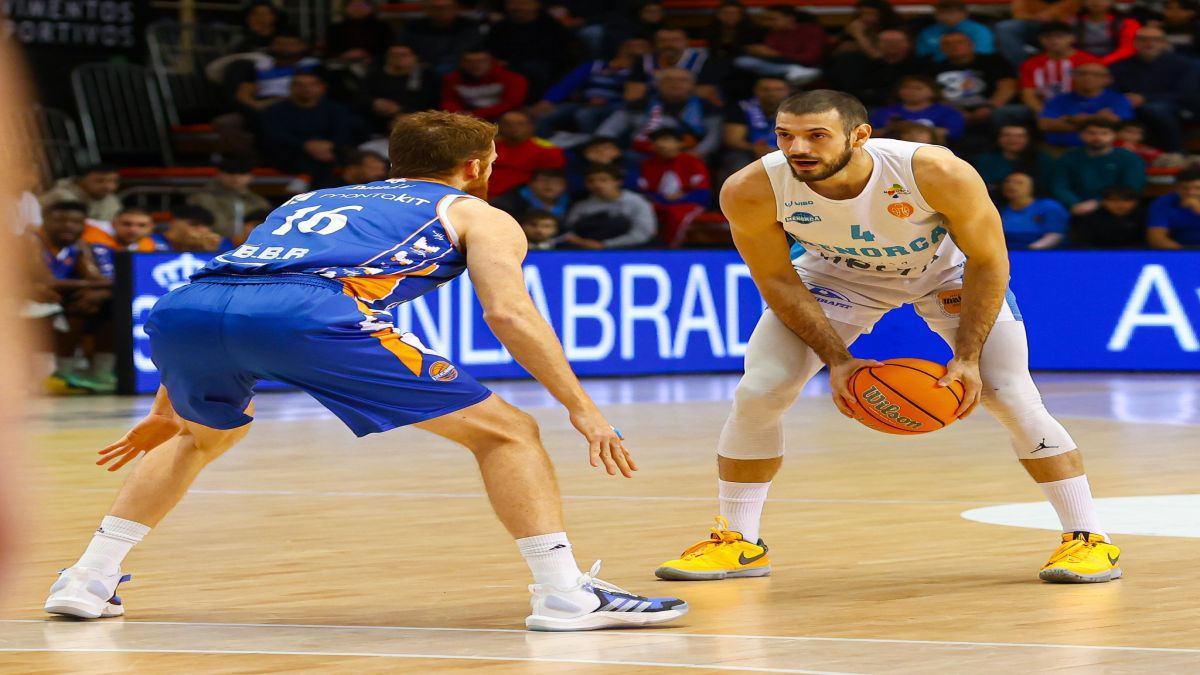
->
[4,620,1198,655]
[0,648,853,674]
[55,487,1000,506]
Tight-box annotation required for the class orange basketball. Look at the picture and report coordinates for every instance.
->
[847,358,965,435]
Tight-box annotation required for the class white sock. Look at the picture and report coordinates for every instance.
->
[517,532,583,589]
[1039,475,1108,541]
[75,516,151,575]
[719,480,771,543]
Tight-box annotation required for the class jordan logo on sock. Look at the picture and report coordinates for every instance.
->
[1032,439,1059,453]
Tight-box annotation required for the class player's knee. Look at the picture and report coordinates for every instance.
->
[731,376,800,417]
[474,407,541,451]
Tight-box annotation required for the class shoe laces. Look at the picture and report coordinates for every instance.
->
[1047,538,1097,565]
[528,560,635,597]
[679,516,743,559]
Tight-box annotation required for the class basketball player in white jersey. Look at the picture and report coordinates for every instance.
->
[655,90,1122,584]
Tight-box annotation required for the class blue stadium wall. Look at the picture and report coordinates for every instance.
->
[117,251,1200,394]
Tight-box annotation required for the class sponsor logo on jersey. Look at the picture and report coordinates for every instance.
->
[860,386,922,429]
[884,183,911,199]
[429,361,459,381]
[412,237,440,255]
[887,202,915,219]
[807,285,853,309]
[784,200,814,207]
[785,211,822,224]
[937,289,962,317]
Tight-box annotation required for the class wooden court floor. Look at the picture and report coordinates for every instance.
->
[4,373,1200,674]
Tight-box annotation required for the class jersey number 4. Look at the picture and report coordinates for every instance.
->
[850,224,876,242]
[271,205,364,236]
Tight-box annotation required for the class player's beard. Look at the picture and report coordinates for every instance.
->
[787,138,854,183]
[465,175,489,200]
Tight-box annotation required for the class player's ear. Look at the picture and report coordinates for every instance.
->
[851,123,872,148]
[464,158,482,180]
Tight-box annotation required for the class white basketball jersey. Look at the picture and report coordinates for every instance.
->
[761,138,965,282]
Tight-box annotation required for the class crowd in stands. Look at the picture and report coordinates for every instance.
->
[16,0,1200,392]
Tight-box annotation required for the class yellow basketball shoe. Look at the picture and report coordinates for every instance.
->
[1039,532,1122,583]
[655,517,771,581]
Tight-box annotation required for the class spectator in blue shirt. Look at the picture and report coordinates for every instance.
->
[529,38,643,137]
[869,74,966,142]
[1000,171,1069,249]
[1037,61,1133,146]
[1050,119,1146,216]
[916,0,996,62]
[1147,170,1200,248]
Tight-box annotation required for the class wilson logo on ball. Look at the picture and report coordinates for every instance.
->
[860,386,922,429]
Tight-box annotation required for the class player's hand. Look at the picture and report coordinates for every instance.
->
[827,357,883,419]
[96,413,183,472]
[938,357,982,419]
[570,406,637,478]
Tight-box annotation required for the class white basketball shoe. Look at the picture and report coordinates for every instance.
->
[44,567,131,619]
[526,560,688,631]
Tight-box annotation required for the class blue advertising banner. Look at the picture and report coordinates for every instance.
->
[121,251,1200,394]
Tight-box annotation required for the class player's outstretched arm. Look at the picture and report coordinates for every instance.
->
[452,199,636,478]
[914,146,1011,418]
[722,164,879,418]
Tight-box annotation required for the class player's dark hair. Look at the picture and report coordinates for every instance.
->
[388,110,497,179]
[115,206,151,218]
[583,162,623,181]
[1101,185,1140,201]
[79,163,118,176]
[520,208,559,225]
[1080,118,1119,132]
[648,127,684,142]
[1037,21,1073,37]
[172,204,216,227]
[530,168,566,181]
[777,90,869,136]
[46,200,87,214]
[581,136,620,152]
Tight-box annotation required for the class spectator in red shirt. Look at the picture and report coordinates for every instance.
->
[1070,0,1140,64]
[1019,21,1100,114]
[489,110,566,196]
[732,5,825,86]
[637,128,711,246]
[441,49,529,120]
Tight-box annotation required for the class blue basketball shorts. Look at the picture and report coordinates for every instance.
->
[145,274,492,437]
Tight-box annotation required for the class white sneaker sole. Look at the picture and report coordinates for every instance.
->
[1039,567,1123,584]
[44,597,124,619]
[654,566,771,581]
[526,605,688,631]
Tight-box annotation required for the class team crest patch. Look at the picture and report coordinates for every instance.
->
[887,202,914,219]
[937,289,962,317]
[429,361,459,381]
[884,183,911,199]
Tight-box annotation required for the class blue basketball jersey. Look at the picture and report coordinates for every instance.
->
[196,179,476,312]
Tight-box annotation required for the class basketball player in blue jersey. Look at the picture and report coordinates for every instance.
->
[656,91,1122,584]
[45,111,688,631]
